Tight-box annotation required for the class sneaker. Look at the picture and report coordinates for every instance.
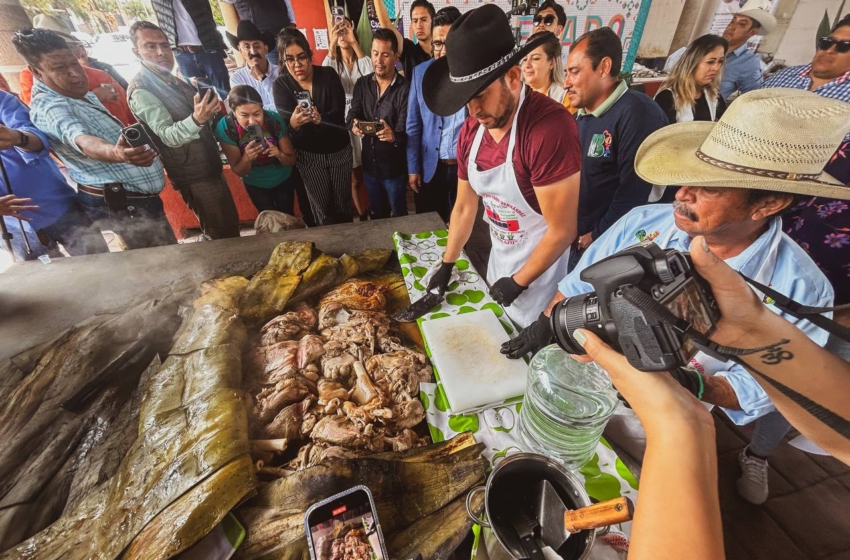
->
[737,447,770,504]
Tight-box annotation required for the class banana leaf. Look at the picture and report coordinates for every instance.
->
[234,452,486,559]
[0,288,254,560]
[288,253,341,304]
[241,242,314,323]
[122,454,256,560]
[388,491,484,560]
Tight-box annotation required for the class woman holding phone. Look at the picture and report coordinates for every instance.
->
[322,7,372,220]
[216,85,297,214]
[273,28,353,225]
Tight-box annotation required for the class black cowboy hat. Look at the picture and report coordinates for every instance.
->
[226,20,275,51]
[423,4,548,116]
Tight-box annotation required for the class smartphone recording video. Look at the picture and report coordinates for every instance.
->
[305,486,388,560]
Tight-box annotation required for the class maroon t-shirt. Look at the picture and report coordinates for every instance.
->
[457,87,581,213]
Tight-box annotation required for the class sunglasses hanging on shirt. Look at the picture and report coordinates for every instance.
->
[817,36,850,53]
[533,14,557,27]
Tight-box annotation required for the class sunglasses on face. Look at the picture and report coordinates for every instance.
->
[533,14,557,27]
[817,36,850,53]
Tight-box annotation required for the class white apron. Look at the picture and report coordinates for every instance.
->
[467,88,571,328]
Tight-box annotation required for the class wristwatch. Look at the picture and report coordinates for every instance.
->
[16,131,29,148]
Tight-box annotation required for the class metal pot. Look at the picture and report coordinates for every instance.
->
[465,453,597,560]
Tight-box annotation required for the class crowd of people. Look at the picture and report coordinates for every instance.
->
[1,0,850,556]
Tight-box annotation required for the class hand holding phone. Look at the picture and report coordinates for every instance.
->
[193,89,221,125]
[305,486,388,560]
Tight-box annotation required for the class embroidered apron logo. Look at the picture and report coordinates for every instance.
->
[483,194,527,246]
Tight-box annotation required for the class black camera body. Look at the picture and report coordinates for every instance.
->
[551,241,720,371]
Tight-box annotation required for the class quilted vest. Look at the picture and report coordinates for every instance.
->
[150,0,224,49]
[127,64,222,186]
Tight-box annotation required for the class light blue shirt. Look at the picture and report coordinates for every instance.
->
[438,111,465,161]
[557,204,834,425]
[30,80,165,195]
[230,63,280,111]
[719,43,763,100]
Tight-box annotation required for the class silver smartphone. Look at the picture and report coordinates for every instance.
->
[304,485,389,560]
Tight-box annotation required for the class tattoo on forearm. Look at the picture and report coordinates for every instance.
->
[760,344,794,366]
[736,359,850,441]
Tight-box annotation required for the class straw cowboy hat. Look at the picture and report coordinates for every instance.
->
[33,13,83,46]
[635,88,850,200]
[422,3,548,116]
[729,0,776,35]
[226,20,275,52]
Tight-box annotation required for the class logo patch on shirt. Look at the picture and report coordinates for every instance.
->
[634,229,659,242]
[588,130,613,157]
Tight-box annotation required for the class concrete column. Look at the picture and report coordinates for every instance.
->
[760,0,801,54]
[0,0,31,93]
[670,0,705,52]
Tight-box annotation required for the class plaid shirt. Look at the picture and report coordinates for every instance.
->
[30,80,165,194]
[763,64,850,101]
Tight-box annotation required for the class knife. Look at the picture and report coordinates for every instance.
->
[391,289,445,322]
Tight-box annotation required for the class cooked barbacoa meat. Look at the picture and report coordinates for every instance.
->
[245,280,434,477]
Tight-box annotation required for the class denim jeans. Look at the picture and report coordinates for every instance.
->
[749,410,792,457]
[363,173,408,219]
[77,190,177,249]
[40,200,110,255]
[175,48,231,99]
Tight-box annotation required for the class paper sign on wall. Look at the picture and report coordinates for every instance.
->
[313,28,329,50]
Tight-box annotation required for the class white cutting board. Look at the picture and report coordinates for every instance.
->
[421,309,528,414]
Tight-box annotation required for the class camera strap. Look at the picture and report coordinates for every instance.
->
[740,275,850,342]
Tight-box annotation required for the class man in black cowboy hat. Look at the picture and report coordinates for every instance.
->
[421,4,582,329]
[229,21,278,111]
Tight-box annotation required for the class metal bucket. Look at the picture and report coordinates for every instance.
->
[465,453,596,560]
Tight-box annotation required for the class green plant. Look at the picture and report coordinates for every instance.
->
[123,0,151,21]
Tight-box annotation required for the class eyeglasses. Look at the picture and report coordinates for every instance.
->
[432,40,445,53]
[533,14,557,27]
[284,53,310,65]
[817,36,850,53]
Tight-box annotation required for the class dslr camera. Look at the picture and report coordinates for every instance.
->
[551,241,720,371]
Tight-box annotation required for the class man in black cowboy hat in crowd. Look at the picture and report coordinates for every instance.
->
[128,21,240,241]
[421,4,582,329]
[229,21,278,111]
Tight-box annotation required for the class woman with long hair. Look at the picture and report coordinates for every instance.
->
[322,7,372,220]
[655,34,729,124]
[521,31,575,112]
[273,28,353,225]
[216,85,297,214]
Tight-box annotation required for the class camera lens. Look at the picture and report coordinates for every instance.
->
[550,293,601,354]
[125,128,140,141]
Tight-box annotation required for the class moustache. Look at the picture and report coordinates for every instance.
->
[673,201,698,221]
[249,54,262,59]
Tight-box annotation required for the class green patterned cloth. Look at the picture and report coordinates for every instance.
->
[395,230,639,540]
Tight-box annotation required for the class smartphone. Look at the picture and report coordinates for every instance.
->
[197,82,216,101]
[121,123,158,154]
[305,486,388,560]
[295,91,313,112]
[357,121,385,135]
[331,5,345,26]
[243,124,265,146]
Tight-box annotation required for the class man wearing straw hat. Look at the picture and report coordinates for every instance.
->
[503,88,850,505]
[719,0,776,99]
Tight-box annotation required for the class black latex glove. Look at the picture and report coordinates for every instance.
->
[500,312,554,359]
[427,260,455,294]
[489,275,527,307]
[669,367,704,399]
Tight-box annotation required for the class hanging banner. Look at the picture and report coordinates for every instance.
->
[400,0,653,72]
